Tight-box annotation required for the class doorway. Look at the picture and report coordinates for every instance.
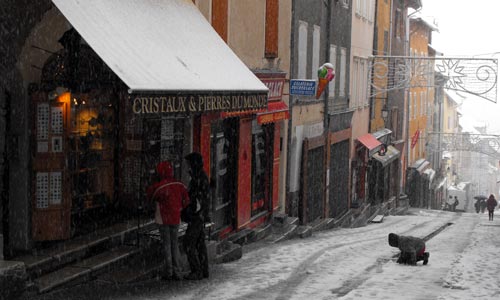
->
[210,118,238,232]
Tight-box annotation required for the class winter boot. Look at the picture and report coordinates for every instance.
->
[423,252,429,265]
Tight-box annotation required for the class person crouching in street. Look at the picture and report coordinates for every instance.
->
[388,233,429,265]
[147,161,190,281]
[183,152,210,280]
[486,194,498,221]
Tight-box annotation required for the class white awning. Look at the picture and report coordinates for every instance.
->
[52,0,268,96]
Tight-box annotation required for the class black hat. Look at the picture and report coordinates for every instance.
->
[388,233,399,247]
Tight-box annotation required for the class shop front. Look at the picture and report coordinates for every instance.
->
[31,0,271,242]
[354,129,400,208]
[406,159,432,208]
[354,133,383,206]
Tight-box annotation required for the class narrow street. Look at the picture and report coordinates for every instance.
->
[31,208,500,300]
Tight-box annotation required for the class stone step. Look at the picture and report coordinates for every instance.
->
[310,218,329,232]
[18,220,155,281]
[250,223,272,242]
[228,228,255,246]
[33,245,141,294]
[296,225,313,238]
[272,212,289,226]
[266,224,298,243]
[214,241,242,264]
[96,244,167,284]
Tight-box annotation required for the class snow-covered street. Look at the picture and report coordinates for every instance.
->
[34,208,500,300]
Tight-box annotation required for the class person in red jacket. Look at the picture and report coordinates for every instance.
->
[146,161,190,280]
[486,194,498,221]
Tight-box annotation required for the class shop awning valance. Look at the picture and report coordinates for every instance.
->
[372,145,400,167]
[257,101,289,124]
[357,133,383,157]
[52,0,268,113]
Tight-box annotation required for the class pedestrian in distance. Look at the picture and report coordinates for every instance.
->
[486,194,498,221]
[480,199,487,213]
[388,233,429,266]
[182,152,210,280]
[474,199,481,213]
[453,196,459,212]
[146,161,190,281]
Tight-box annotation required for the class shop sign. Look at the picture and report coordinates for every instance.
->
[257,110,289,124]
[254,71,287,101]
[130,93,268,114]
[260,78,285,101]
[290,80,316,96]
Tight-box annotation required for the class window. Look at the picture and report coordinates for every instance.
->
[383,31,389,55]
[352,57,369,108]
[265,0,279,58]
[356,0,374,21]
[395,9,401,38]
[340,47,347,97]
[212,0,228,42]
[351,58,359,108]
[312,25,321,80]
[421,92,425,116]
[368,0,374,22]
[414,92,417,118]
[409,93,412,119]
[298,21,308,79]
[328,45,337,98]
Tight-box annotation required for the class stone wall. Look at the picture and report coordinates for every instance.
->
[0,260,26,300]
[0,0,53,252]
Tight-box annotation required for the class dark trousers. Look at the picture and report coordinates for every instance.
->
[488,209,494,221]
[184,217,209,277]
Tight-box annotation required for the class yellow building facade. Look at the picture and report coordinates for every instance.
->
[408,17,435,165]
[370,0,392,132]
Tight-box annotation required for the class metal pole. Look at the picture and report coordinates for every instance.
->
[286,0,297,215]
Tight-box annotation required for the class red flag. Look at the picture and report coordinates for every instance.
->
[411,130,420,149]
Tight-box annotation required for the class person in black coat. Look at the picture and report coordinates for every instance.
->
[182,152,210,280]
[388,233,429,265]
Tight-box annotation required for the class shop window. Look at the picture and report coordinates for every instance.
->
[68,92,115,211]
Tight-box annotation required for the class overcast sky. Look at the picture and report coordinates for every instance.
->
[420,0,500,133]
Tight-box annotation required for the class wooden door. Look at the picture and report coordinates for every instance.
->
[31,91,71,241]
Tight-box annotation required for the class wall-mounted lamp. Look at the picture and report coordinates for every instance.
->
[381,104,389,123]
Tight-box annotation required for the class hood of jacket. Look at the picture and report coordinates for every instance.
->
[185,152,204,173]
[156,161,174,179]
[388,233,399,247]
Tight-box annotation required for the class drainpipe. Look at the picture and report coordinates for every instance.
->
[369,0,379,131]
[324,0,332,131]
[286,0,297,215]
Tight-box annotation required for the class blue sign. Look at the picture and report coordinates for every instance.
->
[290,80,316,96]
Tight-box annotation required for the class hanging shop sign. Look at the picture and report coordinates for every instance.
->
[255,72,287,101]
[130,93,268,114]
